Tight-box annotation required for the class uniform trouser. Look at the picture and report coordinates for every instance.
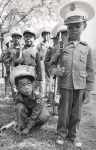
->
[5,73,10,96]
[57,89,84,141]
[16,103,50,130]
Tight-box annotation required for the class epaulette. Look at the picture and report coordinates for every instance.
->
[80,41,88,46]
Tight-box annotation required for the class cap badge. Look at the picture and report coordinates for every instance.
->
[70,3,76,11]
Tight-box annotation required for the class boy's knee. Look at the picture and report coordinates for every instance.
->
[39,105,50,122]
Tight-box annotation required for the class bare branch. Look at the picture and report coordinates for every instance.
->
[14,4,41,26]
[9,13,15,26]
[1,1,44,33]
[2,10,12,24]
[0,0,12,17]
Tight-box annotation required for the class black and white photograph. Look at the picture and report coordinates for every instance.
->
[0,0,96,149]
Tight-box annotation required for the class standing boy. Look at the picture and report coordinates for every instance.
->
[50,1,95,149]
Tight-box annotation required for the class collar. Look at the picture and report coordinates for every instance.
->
[68,40,80,47]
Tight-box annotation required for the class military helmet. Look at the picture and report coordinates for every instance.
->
[39,27,51,36]
[52,23,67,37]
[60,1,95,24]
[23,27,37,37]
[57,25,67,33]
[11,27,22,37]
[10,65,35,85]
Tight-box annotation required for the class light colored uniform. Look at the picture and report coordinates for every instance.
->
[52,1,95,143]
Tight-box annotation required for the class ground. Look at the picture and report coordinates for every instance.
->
[0,94,96,150]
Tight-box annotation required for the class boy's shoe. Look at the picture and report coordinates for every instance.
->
[75,137,82,148]
[65,140,74,150]
[56,136,64,145]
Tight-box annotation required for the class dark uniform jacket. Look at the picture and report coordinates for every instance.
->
[1,44,21,70]
[44,45,59,78]
[0,45,21,78]
[49,41,94,90]
[15,91,43,126]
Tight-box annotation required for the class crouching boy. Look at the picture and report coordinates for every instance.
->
[14,65,50,135]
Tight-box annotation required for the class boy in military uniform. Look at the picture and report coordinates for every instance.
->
[14,65,49,135]
[44,24,67,77]
[21,27,42,82]
[38,28,52,98]
[44,24,68,89]
[2,28,22,97]
[44,25,67,107]
[50,1,95,148]
[9,27,22,67]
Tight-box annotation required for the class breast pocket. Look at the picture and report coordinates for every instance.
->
[80,50,87,64]
[80,71,87,78]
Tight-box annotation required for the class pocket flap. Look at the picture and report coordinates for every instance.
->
[80,50,88,55]
[80,71,87,77]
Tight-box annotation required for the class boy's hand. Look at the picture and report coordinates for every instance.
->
[21,128,29,135]
[83,90,91,104]
[51,67,65,77]
[13,88,18,94]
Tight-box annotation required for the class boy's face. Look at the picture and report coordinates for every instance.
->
[67,22,86,40]
[42,32,50,42]
[17,78,33,96]
[24,33,35,46]
[57,31,67,42]
[21,84,33,96]
[12,34,21,46]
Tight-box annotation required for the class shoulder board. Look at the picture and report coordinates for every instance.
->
[80,41,88,46]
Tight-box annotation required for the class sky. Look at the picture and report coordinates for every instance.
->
[76,0,96,49]
[81,16,96,49]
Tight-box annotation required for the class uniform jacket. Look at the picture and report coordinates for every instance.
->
[2,45,21,68]
[15,91,43,109]
[44,45,59,78]
[15,91,43,127]
[18,45,42,81]
[49,41,94,90]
